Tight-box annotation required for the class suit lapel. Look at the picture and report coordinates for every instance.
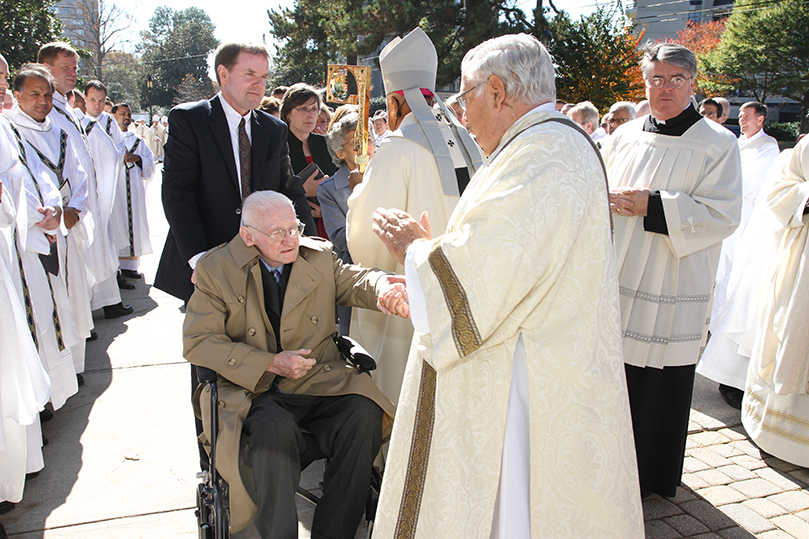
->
[209,96,240,192]
[281,253,322,320]
[250,111,269,192]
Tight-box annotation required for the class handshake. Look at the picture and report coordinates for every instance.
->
[377,275,410,319]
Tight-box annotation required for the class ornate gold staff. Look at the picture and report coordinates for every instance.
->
[326,64,371,172]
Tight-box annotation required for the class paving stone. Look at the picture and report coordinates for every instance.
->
[757,530,797,539]
[671,486,698,504]
[729,454,768,471]
[768,491,809,513]
[716,526,759,538]
[680,499,737,531]
[699,486,747,506]
[664,513,710,536]
[764,457,801,473]
[754,467,803,491]
[695,469,734,487]
[691,411,728,431]
[686,436,698,450]
[689,420,703,435]
[643,497,683,521]
[710,443,747,459]
[691,431,732,447]
[683,473,711,490]
[731,440,765,458]
[690,448,735,468]
[645,519,683,539]
[684,456,712,473]
[729,478,783,498]
[690,534,724,539]
[771,514,809,537]
[716,464,758,482]
[718,426,749,442]
[741,498,789,519]
[794,509,809,524]
[717,503,776,534]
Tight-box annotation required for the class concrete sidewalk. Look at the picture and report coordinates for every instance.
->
[2,165,808,538]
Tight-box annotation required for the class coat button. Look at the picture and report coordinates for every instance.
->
[238,296,244,303]
[247,327,256,336]
[310,316,318,324]
[228,358,236,366]
[218,400,225,408]
[324,365,332,372]
[235,208,241,215]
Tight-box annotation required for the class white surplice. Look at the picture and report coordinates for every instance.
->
[115,131,154,259]
[373,108,643,538]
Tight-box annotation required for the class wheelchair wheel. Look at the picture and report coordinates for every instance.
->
[195,483,214,539]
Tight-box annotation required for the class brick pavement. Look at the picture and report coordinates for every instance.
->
[643,400,809,538]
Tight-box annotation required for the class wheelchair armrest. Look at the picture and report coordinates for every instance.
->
[196,366,218,385]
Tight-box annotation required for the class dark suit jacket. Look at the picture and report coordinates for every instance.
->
[154,95,315,302]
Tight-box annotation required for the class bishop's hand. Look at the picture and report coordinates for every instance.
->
[371,208,432,266]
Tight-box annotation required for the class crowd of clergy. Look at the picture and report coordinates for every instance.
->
[0,42,156,519]
[2,28,809,539]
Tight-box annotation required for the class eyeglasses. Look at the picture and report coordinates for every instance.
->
[608,117,631,126]
[646,75,692,89]
[294,106,320,115]
[701,110,718,118]
[456,82,484,111]
[246,222,305,242]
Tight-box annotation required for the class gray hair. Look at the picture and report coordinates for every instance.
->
[241,191,294,228]
[568,101,600,127]
[640,43,697,80]
[609,101,637,120]
[326,112,359,167]
[461,33,556,106]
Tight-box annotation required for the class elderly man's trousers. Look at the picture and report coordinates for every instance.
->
[242,391,382,539]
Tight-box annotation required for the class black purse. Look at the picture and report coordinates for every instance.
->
[334,335,377,374]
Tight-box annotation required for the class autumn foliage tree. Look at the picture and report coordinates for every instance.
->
[668,20,731,94]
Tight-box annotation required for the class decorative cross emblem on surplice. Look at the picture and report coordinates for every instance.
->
[681,216,703,234]
[447,139,455,147]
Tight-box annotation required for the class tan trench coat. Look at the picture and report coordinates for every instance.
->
[184,235,395,532]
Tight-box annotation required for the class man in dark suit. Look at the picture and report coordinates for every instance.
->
[155,42,314,304]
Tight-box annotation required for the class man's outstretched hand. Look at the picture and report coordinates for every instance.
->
[371,208,431,266]
[377,275,409,318]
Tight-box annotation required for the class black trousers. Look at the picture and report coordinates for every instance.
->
[242,391,382,539]
[625,363,696,498]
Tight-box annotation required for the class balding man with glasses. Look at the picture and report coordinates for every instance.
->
[183,190,407,539]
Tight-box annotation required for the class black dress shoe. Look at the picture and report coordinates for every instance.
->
[76,373,85,386]
[120,269,143,280]
[719,384,744,410]
[40,408,53,422]
[87,329,99,342]
[104,302,134,319]
[117,274,135,290]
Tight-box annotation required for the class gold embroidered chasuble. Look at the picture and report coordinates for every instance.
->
[373,110,644,538]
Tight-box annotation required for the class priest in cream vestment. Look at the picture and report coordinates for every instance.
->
[370,34,643,539]
[346,28,482,405]
[742,135,809,467]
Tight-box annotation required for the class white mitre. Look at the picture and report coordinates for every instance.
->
[379,27,481,196]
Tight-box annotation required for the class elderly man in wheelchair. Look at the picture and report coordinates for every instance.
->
[183,191,405,538]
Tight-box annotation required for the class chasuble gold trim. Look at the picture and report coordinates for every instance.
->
[428,243,481,357]
[393,360,437,539]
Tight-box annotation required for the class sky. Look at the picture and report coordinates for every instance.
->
[121,0,612,56]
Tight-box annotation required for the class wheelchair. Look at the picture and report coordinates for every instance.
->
[194,335,382,539]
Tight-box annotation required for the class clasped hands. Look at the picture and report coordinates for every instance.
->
[610,187,650,217]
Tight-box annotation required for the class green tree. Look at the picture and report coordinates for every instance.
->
[547,8,645,111]
[267,0,516,89]
[701,0,809,133]
[138,6,219,109]
[0,0,63,70]
[100,50,145,110]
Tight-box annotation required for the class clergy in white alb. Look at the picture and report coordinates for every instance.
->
[604,43,741,498]
[8,64,93,378]
[345,27,482,405]
[370,34,643,539]
[742,135,809,467]
[111,103,154,276]
[0,115,51,503]
[82,80,129,312]
[698,101,780,396]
